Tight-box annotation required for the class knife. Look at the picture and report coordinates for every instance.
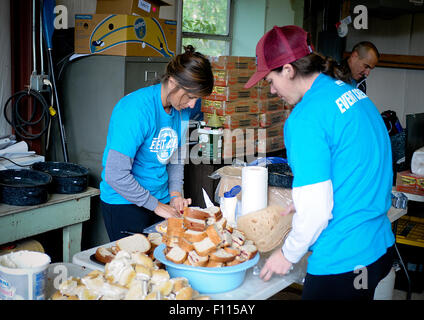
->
[202,188,214,208]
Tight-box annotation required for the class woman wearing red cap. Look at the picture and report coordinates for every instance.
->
[245,25,394,300]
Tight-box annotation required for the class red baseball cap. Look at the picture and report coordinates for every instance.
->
[244,25,313,89]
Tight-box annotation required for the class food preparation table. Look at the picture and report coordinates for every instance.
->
[71,206,406,300]
[0,187,100,263]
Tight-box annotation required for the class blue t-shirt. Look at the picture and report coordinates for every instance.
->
[284,73,394,275]
[100,83,190,205]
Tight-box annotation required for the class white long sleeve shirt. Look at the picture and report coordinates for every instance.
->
[282,179,334,264]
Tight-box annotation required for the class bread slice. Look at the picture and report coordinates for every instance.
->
[148,232,163,246]
[226,255,246,267]
[206,224,224,246]
[131,252,154,269]
[186,250,209,267]
[165,245,188,264]
[116,233,151,254]
[171,277,190,293]
[150,269,170,285]
[175,286,194,300]
[215,216,227,231]
[240,243,258,260]
[206,260,224,268]
[124,278,148,300]
[231,229,246,248]
[147,232,162,256]
[134,264,152,281]
[203,206,222,220]
[183,229,207,242]
[209,248,235,263]
[183,216,206,232]
[162,234,180,248]
[94,247,115,264]
[178,237,194,252]
[166,217,185,237]
[183,207,210,220]
[221,229,233,247]
[193,237,217,257]
[224,246,240,256]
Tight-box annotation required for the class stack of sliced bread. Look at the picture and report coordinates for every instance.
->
[163,206,258,268]
[52,234,209,300]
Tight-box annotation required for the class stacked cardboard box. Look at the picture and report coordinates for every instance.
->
[74,0,177,57]
[396,170,424,196]
[202,56,290,158]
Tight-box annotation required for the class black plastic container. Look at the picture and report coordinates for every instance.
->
[267,163,294,188]
[0,169,52,206]
[32,161,89,194]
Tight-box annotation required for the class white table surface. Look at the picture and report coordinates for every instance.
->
[72,241,307,300]
[70,206,406,300]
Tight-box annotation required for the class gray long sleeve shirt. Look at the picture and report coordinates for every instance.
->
[104,148,185,211]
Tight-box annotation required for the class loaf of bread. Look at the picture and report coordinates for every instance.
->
[237,205,293,252]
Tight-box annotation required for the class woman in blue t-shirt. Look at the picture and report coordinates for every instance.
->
[245,26,394,300]
[100,45,213,241]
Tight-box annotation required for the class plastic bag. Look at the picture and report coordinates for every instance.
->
[411,146,424,176]
[209,159,293,207]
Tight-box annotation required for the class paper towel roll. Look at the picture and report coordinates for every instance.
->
[241,166,268,215]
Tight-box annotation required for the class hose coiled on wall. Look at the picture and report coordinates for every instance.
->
[3,89,51,140]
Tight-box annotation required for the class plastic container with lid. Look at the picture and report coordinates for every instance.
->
[222,185,241,227]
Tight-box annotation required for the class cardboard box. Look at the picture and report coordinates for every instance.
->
[96,0,170,18]
[396,170,424,196]
[257,136,285,153]
[204,84,256,101]
[212,69,255,87]
[256,98,285,113]
[201,99,258,116]
[204,84,274,102]
[204,112,259,130]
[208,56,256,71]
[74,14,176,57]
[259,110,288,128]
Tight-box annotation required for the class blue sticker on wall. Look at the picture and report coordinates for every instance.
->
[134,18,147,39]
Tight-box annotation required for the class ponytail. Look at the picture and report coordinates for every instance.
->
[291,53,351,82]
[272,53,351,83]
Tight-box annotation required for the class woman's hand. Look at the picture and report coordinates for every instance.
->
[169,192,192,213]
[259,248,293,281]
[154,202,181,219]
[281,203,296,216]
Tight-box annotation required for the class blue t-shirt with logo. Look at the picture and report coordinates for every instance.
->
[100,83,190,205]
[284,73,394,275]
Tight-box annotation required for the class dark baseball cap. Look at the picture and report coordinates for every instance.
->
[244,25,313,89]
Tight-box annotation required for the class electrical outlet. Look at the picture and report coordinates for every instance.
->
[30,73,49,92]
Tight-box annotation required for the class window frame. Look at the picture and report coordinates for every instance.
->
[176,0,234,55]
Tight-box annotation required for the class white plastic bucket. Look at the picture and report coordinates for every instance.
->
[0,250,51,300]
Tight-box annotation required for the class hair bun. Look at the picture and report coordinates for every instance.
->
[183,45,196,55]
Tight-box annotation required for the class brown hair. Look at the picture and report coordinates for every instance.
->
[161,45,214,98]
[273,53,351,83]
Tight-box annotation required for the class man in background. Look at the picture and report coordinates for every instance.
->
[341,41,380,94]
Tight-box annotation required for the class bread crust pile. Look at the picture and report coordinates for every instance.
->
[51,234,209,300]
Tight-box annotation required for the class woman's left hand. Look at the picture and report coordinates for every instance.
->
[259,248,293,281]
[170,193,192,213]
